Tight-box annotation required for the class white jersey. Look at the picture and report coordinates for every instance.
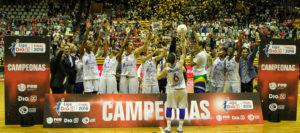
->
[225,56,240,83]
[205,51,210,71]
[75,58,83,83]
[167,63,186,90]
[82,52,100,80]
[121,53,137,77]
[193,51,207,75]
[102,56,118,77]
[142,58,158,85]
[210,57,226,87]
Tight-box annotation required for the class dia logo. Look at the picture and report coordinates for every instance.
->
[64,118,73,123]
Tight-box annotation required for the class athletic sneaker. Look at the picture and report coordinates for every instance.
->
[177,127,183,133]
[165,127,171,133]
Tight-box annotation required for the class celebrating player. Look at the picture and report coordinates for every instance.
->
[209,47,227,93]
[79,19,103,94]
[140,46,166,94]
[225,33,244,93]
[157,35,187,133]
[119,30,149,94]
[190,26,208,93]
[99,24,130,94]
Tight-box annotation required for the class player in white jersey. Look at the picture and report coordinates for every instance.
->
[140,47,166,94]
[79,20,103,94]
[191,27,208,93]
[157,35,186,133]
[119,31,149,94]
[75,57,84,93]
[205,48,213,92]
[225,33,244,93]
[209,47,227,93]
[99,25,130,94]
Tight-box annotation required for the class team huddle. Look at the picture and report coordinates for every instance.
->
[51,20,259,133]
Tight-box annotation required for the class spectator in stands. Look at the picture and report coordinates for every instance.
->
[20,17,26,35]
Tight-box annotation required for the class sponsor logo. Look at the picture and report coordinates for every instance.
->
[269,103,278,111]
[54,118,62,123]
[223,100,253,113]
[247,114,260,121]
[18,96,29,102]
[248,114,255,121]
[55,99,90,116]
[17,83,26,92]
[30,95,38,102]
[81,117,95,124]
[29,108,36,113]
[240,115,245,120]
[268,103,284,111]
[17,83,38,92]
[232,116,240,120]
[216,115,222,121]
[280,93,287,100]
[46,117,53,124]
[64,118,73,123]
[18,95,37,102]
[269,93,286,100]
[73,118,79,123]
[10,41,46,56]
[269,82,277,90]
[264,44,296,57]
[269,82,287,90]
[222,115,231,120]
[277,83,287,89]
[215,115,231,121]
[82,117,89,124]
[19,106,29,115]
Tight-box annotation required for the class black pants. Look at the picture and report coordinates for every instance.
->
[84,91,97,94]
[158,78,167,94]
[65,84,75,94]
[241,79,254,93]
[51,87,65,94]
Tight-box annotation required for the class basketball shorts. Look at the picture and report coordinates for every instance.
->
[99,76,117,94]
[83,79,100,93]
[119,76,138,94]
[142,83,160,94]
[166,90,188,109]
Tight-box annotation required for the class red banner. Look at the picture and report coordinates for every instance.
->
[43,93,263,128]
[258,39,299,121]
[4,36,50,125]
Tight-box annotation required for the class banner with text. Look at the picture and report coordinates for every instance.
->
[43,93,263,128]
[5,36,50,124]
[258,39,299,120]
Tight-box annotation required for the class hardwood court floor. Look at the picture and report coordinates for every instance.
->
[1,81,300,133]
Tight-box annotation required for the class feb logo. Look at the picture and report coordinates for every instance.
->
[46,117,54,124]
[17,83,26,92]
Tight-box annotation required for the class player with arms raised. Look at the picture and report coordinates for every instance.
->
[157,35,187,133]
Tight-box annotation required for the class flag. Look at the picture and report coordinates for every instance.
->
[136,22,141,29]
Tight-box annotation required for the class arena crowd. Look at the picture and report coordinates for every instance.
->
[0,0,299,94]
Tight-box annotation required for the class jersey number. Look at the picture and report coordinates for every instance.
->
[174,73,179,82]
